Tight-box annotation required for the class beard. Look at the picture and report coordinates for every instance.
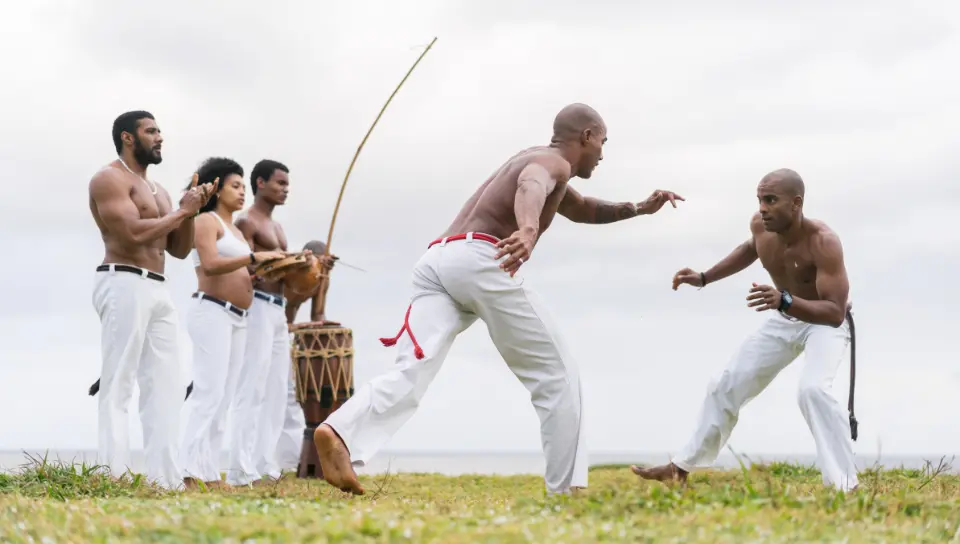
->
[132,136,162,167]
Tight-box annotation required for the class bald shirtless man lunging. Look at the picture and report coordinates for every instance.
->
[314,103,685,496]
[633,169,859,492]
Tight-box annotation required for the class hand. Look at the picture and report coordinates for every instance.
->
[494,227,536,277]
[198,177,218,206]
[320,254,337,269]
[179,173,218,215]
[253,250,286,264]
[672,267,704,290]
[636,189,685,215]
[746,282,782,312]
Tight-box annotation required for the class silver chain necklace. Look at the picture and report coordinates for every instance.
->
[118,157,158,195]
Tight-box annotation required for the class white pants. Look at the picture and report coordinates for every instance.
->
[324,233,588,494]
[180,295,247,482]
[672,311,858,491]
[91,266,182,490]
[227,293,290,484]
[276,346,306,471]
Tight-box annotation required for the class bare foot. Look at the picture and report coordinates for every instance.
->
[631,463,688,485]
[314,423,364,495]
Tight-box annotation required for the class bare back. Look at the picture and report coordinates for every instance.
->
[236,209,288,295]
[441,146,571,240]
[89,161,173,273]
[750,212,849,307]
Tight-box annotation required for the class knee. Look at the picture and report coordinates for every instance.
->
[796,381,828,406]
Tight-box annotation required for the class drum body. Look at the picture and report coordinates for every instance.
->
[289,323,355,478]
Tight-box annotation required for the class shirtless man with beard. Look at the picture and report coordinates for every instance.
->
[313,103,685,495]
[88,110,213,490]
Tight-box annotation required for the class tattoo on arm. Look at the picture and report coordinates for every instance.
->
[558,186,636,224]
[593,201,638,223]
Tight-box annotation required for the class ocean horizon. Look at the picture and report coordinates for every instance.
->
[2,449,956,476]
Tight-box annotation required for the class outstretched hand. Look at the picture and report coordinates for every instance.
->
[672,267,704,290]
[494,227,537,277]
[636,189,685,215]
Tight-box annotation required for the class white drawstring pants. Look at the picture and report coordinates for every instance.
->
[672,311,859,491]
[323,233,589,494]
[91,266,183,490]
[227,293,290,484]
[180,295,247,483]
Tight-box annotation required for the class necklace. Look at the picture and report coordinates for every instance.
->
[118,157,158,195]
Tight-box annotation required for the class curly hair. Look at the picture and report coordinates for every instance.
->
[185,157,245,214]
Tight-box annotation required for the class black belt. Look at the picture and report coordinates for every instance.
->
[96,264,165,282]
[192,292,248,317]
[847,308,858,441]
[254,290,285,307]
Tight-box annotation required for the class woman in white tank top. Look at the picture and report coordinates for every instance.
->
[180,157,284,490]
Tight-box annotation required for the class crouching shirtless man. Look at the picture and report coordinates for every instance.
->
[313,103,685,496]
[633,168,859,492]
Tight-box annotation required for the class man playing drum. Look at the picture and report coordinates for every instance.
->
[632,168,859,492]
[87,110,213,489]
[314,103,685,495]
[277,240,337,471]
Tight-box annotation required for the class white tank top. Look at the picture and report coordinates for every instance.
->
[192,212,251,267]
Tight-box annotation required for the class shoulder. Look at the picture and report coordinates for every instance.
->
[748,211,764,233]
[808,219,844,260]
[89,164,128,197]
[520,151,572,183]
[195,212,217,228]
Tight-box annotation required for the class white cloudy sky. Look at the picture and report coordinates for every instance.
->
[1,1,958,463]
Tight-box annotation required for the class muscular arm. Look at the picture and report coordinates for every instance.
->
[783,232,849,327]
[701,239,759,285]
[90,171,190,246]
[557,186,638,223]
[514,161,561,235]
[701,214,761,285]
[166,193,196,259]
[193,214,253,276]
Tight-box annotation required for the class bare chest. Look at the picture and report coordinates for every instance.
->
[131,184,170,219]
[756,236,817,289]
[253,221,286,251]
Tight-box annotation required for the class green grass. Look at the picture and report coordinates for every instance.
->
[2,453,960,542]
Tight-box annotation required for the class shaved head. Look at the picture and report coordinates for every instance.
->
[551,103,606,143]
[549,103,607,179]
[760,168,805,197]
[303,240,327,255]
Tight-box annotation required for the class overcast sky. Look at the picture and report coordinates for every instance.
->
[1,1,958,463]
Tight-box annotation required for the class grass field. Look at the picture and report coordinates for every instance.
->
[2,455,959,542]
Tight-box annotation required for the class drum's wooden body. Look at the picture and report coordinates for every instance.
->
[289,322,355,478]
[283,258,326,296]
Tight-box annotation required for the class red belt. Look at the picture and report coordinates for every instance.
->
[381,233,500,360]
[427,232,500,248]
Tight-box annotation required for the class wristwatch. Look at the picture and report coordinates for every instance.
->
[778,290,793,312]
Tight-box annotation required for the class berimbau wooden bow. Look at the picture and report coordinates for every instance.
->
[313,36,438,314]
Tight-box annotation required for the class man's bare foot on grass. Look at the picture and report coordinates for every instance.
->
[314,423,364,495]
[631,463,688,486]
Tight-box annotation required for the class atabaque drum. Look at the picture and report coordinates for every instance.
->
[289,322,355,478]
